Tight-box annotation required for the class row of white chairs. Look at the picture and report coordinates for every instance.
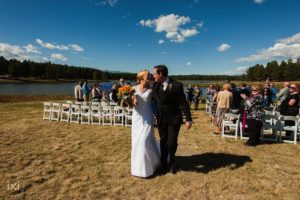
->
[43,102,132,127]
[221,113,300,144]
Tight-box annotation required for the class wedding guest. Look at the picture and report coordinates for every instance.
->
[193,85,202,110]
[91,83,101,102]
[186,84,194,108]
[280,83,299,136]
[262,87,272,109]
[270,83,277,102]
[239,83,250,97]
[241,85,264,146]
[211,85,220,126]
[119,78,125,87]
[102,89,110,103]
[230,83,241,113]
[74,80,83,102]
[111,82,119,102]
[276,82,290,105]
[215,83,233,134]
[82,80,91,102]
[206,84,214,102]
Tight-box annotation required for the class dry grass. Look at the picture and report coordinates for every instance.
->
[0,102,300,200]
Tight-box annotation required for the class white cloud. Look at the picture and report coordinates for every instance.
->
[236,32,300,63]
[98,0,118,6]
[51,53,68,62]
[221,66,248,75]
[36,39,69,50]
[158,39,165,45]
[0,43,29,60]
[23,44,41,54]
[139,14,201,43]
[196,21,204,28]
[217,43,231,52]
[254,0,266,4]
[69,44,84,52]
[161,51,168,55]
[186,62,192,66]
[42,57,49,61]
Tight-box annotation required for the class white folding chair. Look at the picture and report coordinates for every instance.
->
[80,105,91,124]
[91,106,101,125]
[51,103,61,121]
[221,113,240,140]
[125,107,133,127]
[261,114,281,142]
[91,102,101,106]
[70,104,81,124]
[279,116,299,144]
[102,105,113,126]
[66,100,73,104]
[43,102,52,120]
[60,103,71,122]
[205,100,211,115]
[110,102,118,106]
[113,106,125,126]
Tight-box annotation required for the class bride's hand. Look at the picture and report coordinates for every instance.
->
[132,95,138,107]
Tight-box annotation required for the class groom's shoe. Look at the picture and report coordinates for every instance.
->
[169,163,177,174]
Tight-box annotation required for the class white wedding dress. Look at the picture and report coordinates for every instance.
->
[131,86,160,177]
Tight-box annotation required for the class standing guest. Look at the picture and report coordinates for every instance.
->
[229,83,241,113]
[91,83,101,102]
[193,85,202,110]
[119,78,125,87]
[111,82,119,102]
[206,84,214,102]
[280,83,299,136]
[262,87,272,109]
[269,83,277,102]
[276,82,290,105]
[74,80,83,102]
[82,80,91,102]
[241,85,264,146]
[186,84,194,108]
[239,83,250,97]
[211,85,220,127]
[263,83,272,105]
[215,83,233,134]
[102,89,110,103]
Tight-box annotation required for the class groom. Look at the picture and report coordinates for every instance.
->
[152,65,192,174]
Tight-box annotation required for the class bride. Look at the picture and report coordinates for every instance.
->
[131,69,160,178]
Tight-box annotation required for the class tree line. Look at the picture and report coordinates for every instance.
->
[0,56,136,81]
[0,56,300,81]
[246,58,300,81]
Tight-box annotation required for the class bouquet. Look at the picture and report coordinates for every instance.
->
[117,85,134,107]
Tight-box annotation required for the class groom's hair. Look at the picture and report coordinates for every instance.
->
[154,65,168,77]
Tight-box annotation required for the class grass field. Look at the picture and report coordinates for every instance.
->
[0,100,300,199]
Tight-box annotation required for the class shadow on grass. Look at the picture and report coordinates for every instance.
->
[176,152,252,173]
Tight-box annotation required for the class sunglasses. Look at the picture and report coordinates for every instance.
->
[290,86,296,89]
[252,89,258,92]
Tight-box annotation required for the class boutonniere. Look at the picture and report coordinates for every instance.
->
[168,83,173,91]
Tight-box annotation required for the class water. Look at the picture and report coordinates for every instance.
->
[0,82,208,95]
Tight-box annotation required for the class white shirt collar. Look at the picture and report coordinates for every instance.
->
[162,77,169,91]
[163,77,169,85]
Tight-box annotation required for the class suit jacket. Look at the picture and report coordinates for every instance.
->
[152,78,192,126]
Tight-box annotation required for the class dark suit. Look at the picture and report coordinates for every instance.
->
[152,78,192,167]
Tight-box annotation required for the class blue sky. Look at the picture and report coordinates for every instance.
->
[1,0,300,75]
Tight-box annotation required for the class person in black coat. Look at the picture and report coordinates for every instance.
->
[152,65,192,174]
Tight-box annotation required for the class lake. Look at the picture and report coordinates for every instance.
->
[0,81,208,95]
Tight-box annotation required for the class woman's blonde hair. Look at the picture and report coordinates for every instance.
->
[136,69,149,84]
[223,83,231,91]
